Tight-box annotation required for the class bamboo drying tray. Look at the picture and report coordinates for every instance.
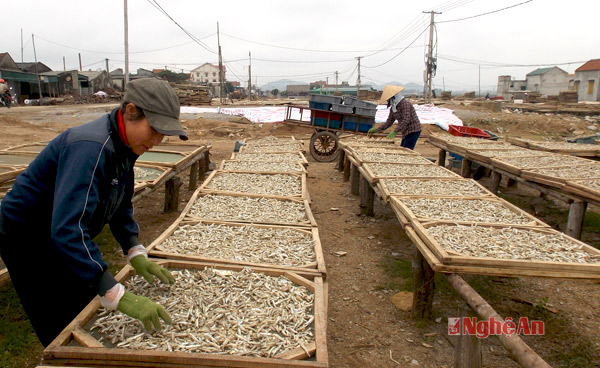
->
[0,164,26,183]
[563,179,600,202]
[526,141,600,157]
[505,137,531,149]
[491,154,592,176]
[463,148,546,164]
[182,190,317,228]
[389,196,548,228]
[2,142,48,155]
[351,151,420,164]
[43,260,328,368]
[137,149,190,169]
[199,170,307,199]
[360,163,460,184]
[218,160,307,174]
[445,141,512,156]
[146,219,325,277]
[377,178,493,202]
[230,152,309,167]
[521,164,600,187]
[134,163,172,188]
[405,226,600,279]
[239,144,305,154]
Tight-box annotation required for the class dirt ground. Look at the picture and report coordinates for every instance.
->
[1,100,600,367]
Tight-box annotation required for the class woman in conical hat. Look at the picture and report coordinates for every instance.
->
[367,85,422,150]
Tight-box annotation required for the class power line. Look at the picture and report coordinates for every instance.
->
[146,0,216,54]
[364,25,429,69]
[437,54,586,68]
[438,0,533,23]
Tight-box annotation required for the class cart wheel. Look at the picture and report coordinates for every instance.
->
[310,131,340,162]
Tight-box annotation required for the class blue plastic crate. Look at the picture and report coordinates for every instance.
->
[309,94,343,104]
[309,101,331,110]
[312,117,341,129]
[343,116,359,131]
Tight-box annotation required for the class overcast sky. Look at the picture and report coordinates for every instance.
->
[4,0,599,92]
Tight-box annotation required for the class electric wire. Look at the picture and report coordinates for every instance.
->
[34,35,207,54]
[364,25,429,69]
[438,0,533,23]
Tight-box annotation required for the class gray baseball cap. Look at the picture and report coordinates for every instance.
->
[123,78,188,140]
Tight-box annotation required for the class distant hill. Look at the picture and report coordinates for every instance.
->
[260,79,305,92]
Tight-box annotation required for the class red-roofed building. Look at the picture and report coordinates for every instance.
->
[573,59,600,101]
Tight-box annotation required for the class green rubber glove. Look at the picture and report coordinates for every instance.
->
[367,127,379,137]
[117,291,172,331]
[386,131,397,139]
[130,255,175,285]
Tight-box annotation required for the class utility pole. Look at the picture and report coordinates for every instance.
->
[326,77,329,95]
[423,10,441,103]
[32,35,43,100]
[78,53,82,71]
[106,58,113,89]
[356,57,362,97]
[248,52,252,100]
[124,0,130,85]
[217,22,225,104]
[335,71,339,94]
[21,29,24,63]
[63,57,66,72]
[478,64,481,98]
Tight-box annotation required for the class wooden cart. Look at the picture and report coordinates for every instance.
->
[284,105,376,162]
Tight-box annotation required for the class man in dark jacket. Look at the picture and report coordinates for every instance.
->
[0,78,187,346]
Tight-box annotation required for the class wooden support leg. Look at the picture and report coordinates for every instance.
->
[203,151,210,172]
[489,171,501,195]
[350,164,360,195]
[189,161,199,191]
[198,157,207,183]
[359,176,374,216]
[506,178,517,188]
[164,177,182,213]
[412,247,435,320]
[438,149,447,166]
[454,307,482,368]
[566,200,587,240]
[461,158,472,178]
[343,156,351,182]
[337,149,346,172]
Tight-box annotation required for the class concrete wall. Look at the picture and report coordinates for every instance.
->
[526,68,568,96]
[497,75,526,100]
[574,70,600,101]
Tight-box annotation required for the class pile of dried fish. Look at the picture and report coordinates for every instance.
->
[353,147,415,154]
[206,173,302,197]
[531,141,600,151]
[368,163,457,178]
[454,142,511,150]
[427,224,600,263]
[222,161,304,173]
[234,152,305,163]
[525,164,600,179]
[134,167,162,181]
[430,134,494,144]
[400,198,532,224]
[91,268,315,357]
[494,155,589,169]
[242,145,303,153]
[246,136,300,146]
[384,179,490,196]
[570,178,600,191]
[188,194,309,225]
[157,223,316,266]
[470,149,542,158]
[355,152,421,163]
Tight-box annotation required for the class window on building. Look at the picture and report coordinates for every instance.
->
[196,73,199,77]
[588,80,595,95]
[573,80,580,91]
[213,79,217,82]
[213,72,216,77]
[205,73,208,77]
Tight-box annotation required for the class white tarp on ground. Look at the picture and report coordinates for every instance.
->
[181,104,462,130]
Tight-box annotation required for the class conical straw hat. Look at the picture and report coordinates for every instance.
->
[379,85,405,104]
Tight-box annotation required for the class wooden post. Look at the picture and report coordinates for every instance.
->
[438,149,447,166]
[461,158,472,178]
[189,161,199,190]
[454,307,482,368]
[445,274,552,368]
[337,149,346,172]
[412,247,435,320]
[566,200,587,240]
[359,175,374,216]
[350,164,360,195]
[489,171,501,195]
[198,157,207,183]
[506,178,517,187]
[203,151,210,172]
[343,156,351,182]
[163,177,182,213]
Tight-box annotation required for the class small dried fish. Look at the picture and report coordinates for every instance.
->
[233,152,306,163]
[222,161,304,173]
[383,179,489,196]
[205,173,302,197]
[366,163,459,178]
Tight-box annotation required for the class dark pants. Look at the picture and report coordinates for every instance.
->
[401,130,421,150]
[0,216,97,347]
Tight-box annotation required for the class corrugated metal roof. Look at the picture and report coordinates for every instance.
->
[576,59,600,72]
[526,67,552,76]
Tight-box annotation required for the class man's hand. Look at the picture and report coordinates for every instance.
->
[367,127,379,138]
[386,131,397,139]
[130,255,175,285]
[117,291,172,330]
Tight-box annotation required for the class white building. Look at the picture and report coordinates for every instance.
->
[190,63,225,85]
[525,67,568,96]
[573,59,600,102]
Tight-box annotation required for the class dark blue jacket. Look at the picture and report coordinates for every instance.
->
[0,108,139,294]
